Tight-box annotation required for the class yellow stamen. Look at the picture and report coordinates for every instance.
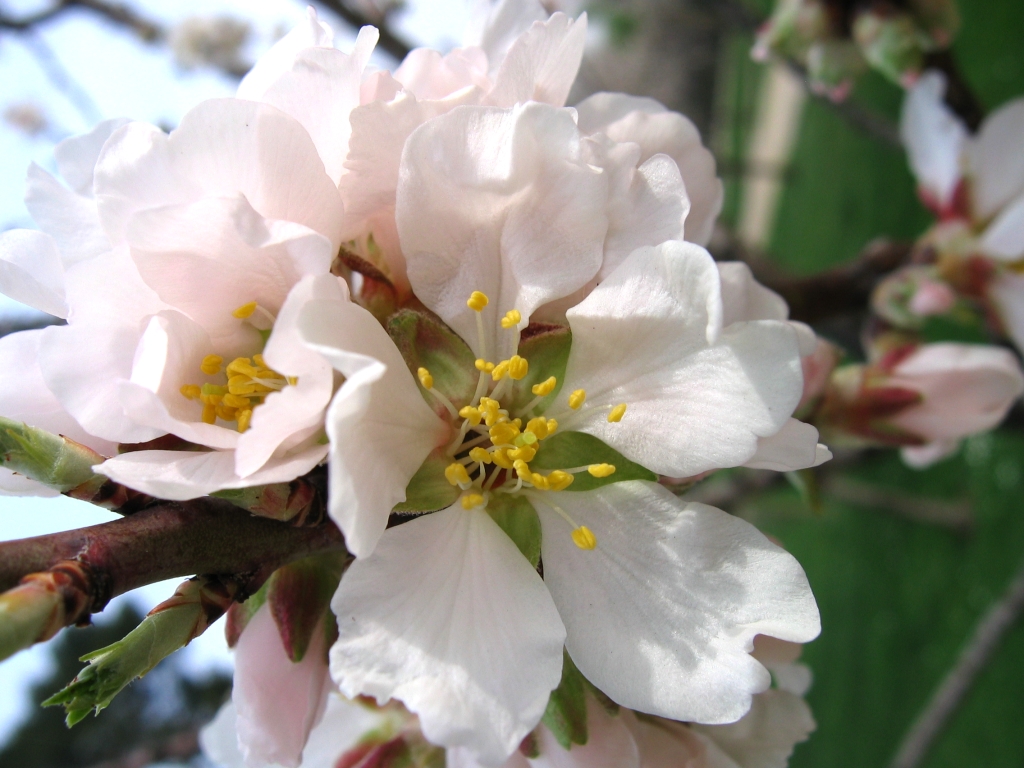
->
[509,444,538,463]
[467,291,489,312]
[445,462,471,487]
[528,472,548,490]
[491,360,510,381]
[417,367,434,389]
[588,463,616,478]
[491,448,514,469]
[531,377,557,397]
[179,384,202,400]
[568,389,586,410]
[461,493,486,510]
[469,447,493,464]
[501,309,522,329]
[608,403,627,423]
[525,417,549,440]
[547,470,574,491]
[507,355,528,380]
[237,409,253,433]
[490,421,520,446]
[546,418,558,435]
[571,526,597,550]
[232,301,258,319]
[226,358,260,378]
[200,354,224,375]
[459,406,483,426]
[223,393,252,410]
[201,403,218,424]
[475,358,495,373]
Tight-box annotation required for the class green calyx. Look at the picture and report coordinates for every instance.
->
[530,431,657,491]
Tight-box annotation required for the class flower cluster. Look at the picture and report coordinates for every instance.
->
[0,2,831,766]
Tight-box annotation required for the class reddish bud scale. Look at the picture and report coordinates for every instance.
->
[336,736,410,768]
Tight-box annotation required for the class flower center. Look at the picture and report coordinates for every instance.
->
[178,302,295,433]
[418,290,629,549]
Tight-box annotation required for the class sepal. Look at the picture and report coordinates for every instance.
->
[393,448,461,514]
[266,552,347,662]
[487,494,542,568]
[541,649,588,750]
[531,431,657,491]
[388,308,478,408]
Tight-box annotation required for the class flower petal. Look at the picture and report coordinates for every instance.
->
[744,419,831,472]
[398,102,607,359]
[899,71,967,210]
[94,99,344,248]
[534,482,820,724]
[24,164,111,269]
[0,468,59,498]
[233,603,330,768]
[575,92,722,246]
[532,695,641,768]
[0,230,67,317]
[486,12,587,108]
[467,0,547,68]
[330,505,566,765]
[237,6,334,98]
[299,292,448,558]
[966,96,1024,220]
[716,261,788,326]
[559,242,803,477]
[96,444,328,500]
[980,193,1024,261]
[395,46,491,101]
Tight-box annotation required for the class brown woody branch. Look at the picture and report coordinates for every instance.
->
[0,0,162,41]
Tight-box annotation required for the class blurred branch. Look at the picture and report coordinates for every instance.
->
[20,30,103,125]
[889,553,1024,768]
[0,0,162,41]
[822,476,973,534]
[313,0,412,61]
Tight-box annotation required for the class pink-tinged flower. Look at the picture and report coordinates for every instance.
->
[293,100,819,765]
[818,342,1024,466]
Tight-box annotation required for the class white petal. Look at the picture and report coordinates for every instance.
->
[96,444,328,500]
[532,695,641,768]
[24,164,111,269]
[744,419,831,471]
[534,482,820,724]
[716,262,788,326]
[53,117,131,196]
[900,439,960,468]
[235,275,342,478]
[200,702,245,768]
[330,506,566,765]
[0,468,60,498]
[622,714,710,768]
[691,689,816,768]
[126,195,334,344]
[486,13,587,108]
[395,46,491,101]
[0,230,67,317]
[0,329,116,455]
[966,96,1024,220]
[466,0,547,68]
[980,193,1024,261]
[398,102,607,360]
[899,71,967,210]
[576,93,722,246]
[237,7,334,99]
[94,99,344,248]
[560,243,803,477]
[990,270,1024,353]
[234,604,330,768]
[299,693,391,768]
[299,293,448,558]
[449,747,529,768]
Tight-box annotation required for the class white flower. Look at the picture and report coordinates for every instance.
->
[294,100,820,764]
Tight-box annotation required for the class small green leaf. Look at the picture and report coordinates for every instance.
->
[531,431,656,491]
[393,449,461,514]
[388,309,477,407]
[508,325,571,414]
[0,416,104,492]
[487,495,542,568]
[542,649,588,749]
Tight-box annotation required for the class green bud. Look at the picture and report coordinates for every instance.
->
[853,10,932,87]
[0,417,104,493]
[0,579,64,662]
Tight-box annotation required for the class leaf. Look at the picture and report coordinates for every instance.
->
[387,309,477,408]
[507,324,571,414]
[531,431,657,491]
[487,494,542,568]
[392,448,461,514]
[542,649,588,749]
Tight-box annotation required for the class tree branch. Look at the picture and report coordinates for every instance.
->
[0,0,163,41]
[889,553,1024,768]
[313,0,412,61]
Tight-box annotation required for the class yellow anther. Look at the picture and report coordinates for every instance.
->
[547,470,574,491]
[201,403,218,424]
[531,376,557,397]
[546,418,558,435]
[200,354,224,375]
[530,473,550,490]
[215,404,238,421]
[461,493,486,510]
[467,291,489,312]
[228,376,258,396]
[253,354,267,367]
[232,301,258,319]
[501,309,522,329]
[608,403,627,423]
[445,462,471,487]
[513,460,532,480]
[490,421,520,446]
[475,358,495,373]
[491,360,510,381]
[588,463,616,478]
[223,393,252,410]
[287,376,298,386]
[572,526,597,550]
[568,389,586,410]
[525,417,549,440]
[179,384,202,400]
[226,358,260,378]
[459,406,483,426]
[469,447,493,464]
[417,367,434,389]
[491,448,514,469]
[508,355,529,380]
[515,431,538,446]
[237,409,253,433]
[199,393,222,406]
[509,444,538,463]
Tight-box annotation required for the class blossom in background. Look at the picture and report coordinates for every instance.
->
[816,342,1024,467]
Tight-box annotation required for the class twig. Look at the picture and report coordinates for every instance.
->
[0,0,163,42]
[20,30,103,126]
[823,476,973,534]
[888,553,1024,768]
[313,0,412,61]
